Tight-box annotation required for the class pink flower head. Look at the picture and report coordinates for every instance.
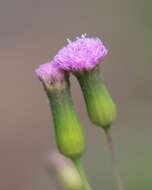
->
[35,62,65,87]
[54,34,108,72]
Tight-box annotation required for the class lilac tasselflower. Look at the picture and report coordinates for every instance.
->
[35,62,85,159]
[35,62,65,88]
[54,34,108,72]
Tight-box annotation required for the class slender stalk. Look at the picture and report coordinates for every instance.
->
[105,129,124,190]
[72,158,92,190]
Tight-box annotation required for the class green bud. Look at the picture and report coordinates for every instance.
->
[46,81,85,159]
[47,152,83,190]
[60,166,83,190]
[75,66,117,130]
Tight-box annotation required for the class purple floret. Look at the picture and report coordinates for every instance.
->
[35,62,65,87]
[54,35,108,72]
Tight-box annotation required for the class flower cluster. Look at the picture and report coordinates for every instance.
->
[35,34,120,190]
[54,34,108,72]
[36,34,108,84]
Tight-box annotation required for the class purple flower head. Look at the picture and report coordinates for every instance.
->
[54,34,108,72]
[35,62,65,87]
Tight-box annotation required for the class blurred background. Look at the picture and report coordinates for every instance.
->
[0,0,151,189]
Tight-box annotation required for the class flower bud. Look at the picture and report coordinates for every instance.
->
[47,151,83,190]
[36,63,85,159]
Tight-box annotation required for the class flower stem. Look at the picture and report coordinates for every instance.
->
[72,158,92,190]
[105,129,124,190]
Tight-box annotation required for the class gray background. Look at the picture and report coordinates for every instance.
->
[0,0,151,190]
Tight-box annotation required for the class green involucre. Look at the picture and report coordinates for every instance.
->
[76,67,117,130]
[46,83,85,159]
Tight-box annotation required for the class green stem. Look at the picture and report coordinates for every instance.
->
[105,129,124,190]
[72,158,92,190]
